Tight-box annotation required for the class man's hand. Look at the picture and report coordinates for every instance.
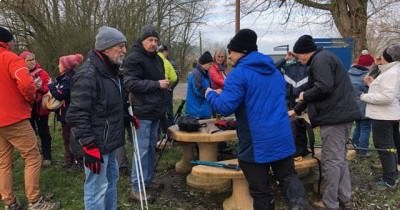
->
[298,92,304,101]
[82,144,103,174]
[215,89,222,94]
[288,110,297,119]
[34,77,42,89]
[363,75,374,86]
[159,80,170,89]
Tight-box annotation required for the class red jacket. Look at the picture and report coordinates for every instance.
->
[209,63,226,89]
[0,42,36,127]
[30,65,50,117]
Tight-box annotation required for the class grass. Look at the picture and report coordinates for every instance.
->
[1,101,400,209]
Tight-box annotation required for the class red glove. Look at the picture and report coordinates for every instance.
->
[132,115,140,129]
[82,144,103,174]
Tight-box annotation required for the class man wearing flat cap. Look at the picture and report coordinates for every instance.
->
[122,24,169,202]
[206,29,308,210]
[289,35,360,210]
[66,26,127,210]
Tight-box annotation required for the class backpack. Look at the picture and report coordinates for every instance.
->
[177,116,206,132]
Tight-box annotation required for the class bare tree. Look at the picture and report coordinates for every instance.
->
[239,0,400,59]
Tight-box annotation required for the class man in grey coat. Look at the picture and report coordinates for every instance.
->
[289,35,361,210]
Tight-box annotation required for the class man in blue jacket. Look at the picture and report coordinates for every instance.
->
[206,29,307,210]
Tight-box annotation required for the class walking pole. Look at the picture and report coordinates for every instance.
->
[313,145,397,153]
[129,94,149,210]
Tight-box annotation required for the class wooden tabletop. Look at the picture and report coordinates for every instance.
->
[168,118,238,143]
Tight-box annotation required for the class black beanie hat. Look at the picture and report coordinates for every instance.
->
[227,29,258,54]
[293,35,317,54]
[198,51,213,65]
[0,27,13,43]
[139,25,159,42]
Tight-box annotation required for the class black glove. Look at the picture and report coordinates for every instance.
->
[82,143,103,174]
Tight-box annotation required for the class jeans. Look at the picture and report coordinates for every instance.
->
[239,156,307,210]
[84,150,119,210]
[371,120,398,185]
[352,119,371,155]
[0,120,42,205]
[320,123,352,209]
[131,120,160,192]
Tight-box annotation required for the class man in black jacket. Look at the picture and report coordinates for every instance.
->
[66,26,127,210]
[122,25,169,202]
[289,35,361,210]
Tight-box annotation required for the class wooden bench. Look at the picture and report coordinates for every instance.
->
[191,149,356,210]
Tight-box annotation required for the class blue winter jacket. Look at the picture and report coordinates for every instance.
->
[348,65,369,119]
[185,65,212,119]
[206,51,295,163]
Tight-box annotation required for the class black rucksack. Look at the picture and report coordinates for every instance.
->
[177,116,206,132]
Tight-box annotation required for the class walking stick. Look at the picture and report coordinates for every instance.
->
[128,94,149,210]
[313,145,397,153]
[191,160,241,170]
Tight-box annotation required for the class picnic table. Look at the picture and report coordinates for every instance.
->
[168,118,237,192]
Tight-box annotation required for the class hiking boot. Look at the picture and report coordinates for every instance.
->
[28,196,60,210]
[129,191,154,203]
[312,200,338,210]
[339,200,353,210]
[375,179,396,191]
[5,199,21,210]
[42,160,52,168]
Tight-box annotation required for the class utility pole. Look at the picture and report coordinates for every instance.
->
[199,31,202,54]
[235,0,240,33]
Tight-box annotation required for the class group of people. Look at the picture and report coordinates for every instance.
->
[1,22,400,210]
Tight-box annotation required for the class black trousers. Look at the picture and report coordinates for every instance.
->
[239,156,307,210]
[30,116,52,160]
[393,122,400,162]
[372,120,398,185]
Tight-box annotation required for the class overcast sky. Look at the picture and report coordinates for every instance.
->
[199,1,341,55]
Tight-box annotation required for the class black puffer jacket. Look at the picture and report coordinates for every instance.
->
[66,50,125,154]
[122,43,166,120]
[294,49,361,127]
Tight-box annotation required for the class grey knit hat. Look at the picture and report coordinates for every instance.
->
[383,44,400,63]
[139,25,159,42]
[95,26,127,51]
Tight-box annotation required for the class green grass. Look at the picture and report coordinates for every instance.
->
[2,104,400,209]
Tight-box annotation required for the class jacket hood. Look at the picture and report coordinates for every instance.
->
[236,51,277,75]
[130,42,157,58]
[348,65,368,76]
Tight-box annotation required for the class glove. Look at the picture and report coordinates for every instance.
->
[132,115,140,129]
[82,143,103,174]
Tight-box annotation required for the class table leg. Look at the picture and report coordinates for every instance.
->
[223,178,253,210]
[187,142,231,192]
[175,142,195,174]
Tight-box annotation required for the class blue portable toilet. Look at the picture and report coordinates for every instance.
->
[313,38,354,69]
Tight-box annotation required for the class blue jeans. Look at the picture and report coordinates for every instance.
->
[84,151,119,210]
[131,120,159,192]
[352,119,371,155]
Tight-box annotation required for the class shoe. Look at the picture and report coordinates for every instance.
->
[5,199,21,210]
[375,179,396,191]
[129,191,154,203]
[42,160,52,168]
[339,200,353,209]
[312,200,325,210]
[28,196,60,210]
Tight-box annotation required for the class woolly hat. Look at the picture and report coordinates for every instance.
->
[382,44,400,63]
[356,50,374,66]
[198,51,213,65]
[158,44,168,52]
[19,50,33,59]
[139,25,159,42]
[95,26,127,51]
[59,54,84,71]
[293,35,317,54]
[0,27,13,43]
[227,29,258,54]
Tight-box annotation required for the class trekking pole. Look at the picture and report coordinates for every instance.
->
[191,160,241,170]
[128,94,149,210]
[155,99,186,169]
[313,145,397,153]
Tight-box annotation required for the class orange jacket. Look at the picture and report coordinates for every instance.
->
[0,42,36,127]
